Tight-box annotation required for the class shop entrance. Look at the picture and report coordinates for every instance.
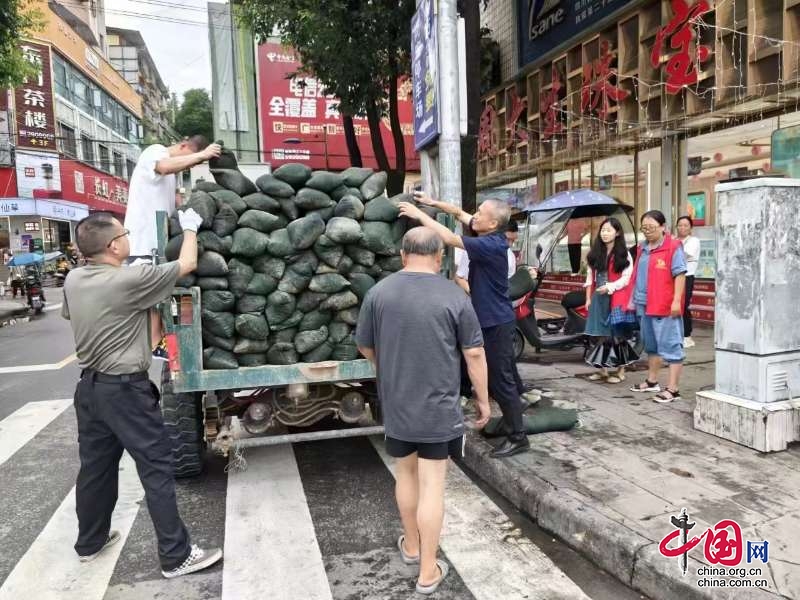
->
[42,218,71,252]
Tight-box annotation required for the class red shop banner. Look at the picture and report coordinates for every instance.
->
[14,41,57,151]
[59,159,129,214]
[257,42,419,172]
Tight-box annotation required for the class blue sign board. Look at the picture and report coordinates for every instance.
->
[518,0,635,69]
[411,0,439,150]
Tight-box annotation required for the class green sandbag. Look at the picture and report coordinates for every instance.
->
[330,185,350,201]
[327,321,351,343]
[309,273,350,293]
[273,163,312,189]
[313,234,344,268]
[227,258,254,298]
[235,313,270,340]
[202,330,235,352]
[295,326,329,354]
[392,218,409,243]
[209,145,238,170]
[233,338,270,354]
[278,269,312,294]
[337,307,360,325]
[306,171,344,193]
[237,294,267,314]
[253,255,285,279]
[212,205,239,237]
[298,310,332,332]
[202,290,235,312]
[211,168,257,196]
[165,234,187,262]
[332,341,359,361]
[176,274,196,287]
[182,191,217,229]
[203,347,239,370]
[378,271,393,281]
[255,174,295,198]
[196,180,223,193]
[348,273,377,300]
[267,342,298,365]
[297,291,328,312]
[341,166,374,187]
[345,245,376,266]
[198,230,232,255]
[333,195,365,220]
[279,197,299,220]
[361,222,398,256]
[269,327,297,345]
[345,187,363,200]
[197,277,228,290]
[286,251,319,276]
[238,209,281,233]
[326,217,363,244]
[246,273,278,295]
[168,215,181,237]
[287,213,326,250]
[266,229,295,257]
[360,171,388,200]
[271,310,303,331]
[307,206,336,222]
[265,290,296,326]
[196,251,229,276]
[320,290,358,311]
[378,256,403,272]
[315,263,338,275]
[482,407,579,437]
[243,192,281,213]
[337,255,354,275]
[237,353,268,367]
[363,196,400,222]
[295,188,335,210]
[210,189,247,215]
[201,308,235,338]
[302,341,333,363]
[231,228,270,257]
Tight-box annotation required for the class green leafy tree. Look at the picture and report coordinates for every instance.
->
[239,0,415,195]
[173,88,213,142]
[0,0,43,89]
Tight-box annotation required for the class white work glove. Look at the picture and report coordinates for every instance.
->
[178,207,203,232]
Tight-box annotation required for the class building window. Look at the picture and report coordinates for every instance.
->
[59,122,77,157]
[98,144,111,173]
[113,151,124,177]
[81,135,94,164]
[126,158,136,180]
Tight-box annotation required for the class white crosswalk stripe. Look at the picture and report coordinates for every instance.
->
[0,399,72,466]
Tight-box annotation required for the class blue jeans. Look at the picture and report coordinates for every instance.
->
[636,305,685,364]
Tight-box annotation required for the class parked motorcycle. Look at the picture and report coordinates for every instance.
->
[24,266,45,315]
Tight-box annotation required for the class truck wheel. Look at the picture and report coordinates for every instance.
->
[160,363,204,478]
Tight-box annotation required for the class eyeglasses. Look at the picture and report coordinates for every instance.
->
[107,229,129,248]
[640,225,661,233]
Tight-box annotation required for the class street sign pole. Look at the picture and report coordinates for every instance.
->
[436,0,462,211]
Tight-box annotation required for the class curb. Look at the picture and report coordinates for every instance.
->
[462,431,780,600]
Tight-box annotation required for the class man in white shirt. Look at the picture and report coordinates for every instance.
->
[676,216,700,348]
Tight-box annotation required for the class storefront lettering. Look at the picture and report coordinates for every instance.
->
[581,39,630,119]
[94,177,110,199]
[14,42,56,150]
[478,103,498,158]
[529,0,566,41]
[540,67,565,140]
[651,0,712,94]
[506,89,529,149]
[0,202,20,213]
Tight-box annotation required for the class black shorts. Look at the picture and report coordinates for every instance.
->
[385,435,464,460]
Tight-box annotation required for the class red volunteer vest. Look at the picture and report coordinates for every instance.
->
[630,235,684,317]
[591,255,634,311]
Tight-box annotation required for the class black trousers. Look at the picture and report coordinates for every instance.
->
[683,275,695,337]
[483,322,525,440]
[568,243,582,273]
[461,354,525,396]
[73,371,191,570]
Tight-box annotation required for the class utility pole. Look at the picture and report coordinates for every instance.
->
[436,0,462,210]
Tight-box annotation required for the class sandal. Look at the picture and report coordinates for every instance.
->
[631,379,660,393]
[653,389,681,403]
[416,560,450,595]
[607,373,626,384]
[397,534,420,565]
[588,372,608,381]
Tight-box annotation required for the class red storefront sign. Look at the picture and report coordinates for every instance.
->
[651,0,712,95]
[505,89,528,149]
[14,42,57,151]
[540,67,566,140]
[0,168,17,197]
[581,40,630,119]
[59,159,128,214]
[257,42,419,171]
[478,103,498,158]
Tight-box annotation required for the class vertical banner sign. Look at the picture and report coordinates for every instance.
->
[411,0,439,150]
[14,42,57,150]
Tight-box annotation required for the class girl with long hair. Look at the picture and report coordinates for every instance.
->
[584,218,638,383]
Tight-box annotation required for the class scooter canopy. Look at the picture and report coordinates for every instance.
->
[524,189,633,219]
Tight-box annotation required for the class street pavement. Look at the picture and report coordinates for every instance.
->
[0,304,647,600]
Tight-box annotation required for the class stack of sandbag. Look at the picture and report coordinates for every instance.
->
[169,152,432,370]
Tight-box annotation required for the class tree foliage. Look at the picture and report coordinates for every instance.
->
[0,0,43,90]
[239,0,415,194]
[174,88,213,141]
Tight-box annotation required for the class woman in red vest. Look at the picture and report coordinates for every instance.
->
[628,210,688,403]
[584,218,638,383]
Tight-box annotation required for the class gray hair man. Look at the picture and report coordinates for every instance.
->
[356,227,490,595]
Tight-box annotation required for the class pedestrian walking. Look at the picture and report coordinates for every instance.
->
[628,210,687,403]
[675,215,700,348]
[124,135,221,359]
[399,194,529,458]
[583,218,639,384]
[355,227,491,595]
[62,209,223,577]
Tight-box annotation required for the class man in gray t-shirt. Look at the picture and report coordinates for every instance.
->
[356,227,490,594]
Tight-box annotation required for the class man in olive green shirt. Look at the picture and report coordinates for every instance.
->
[62,208,223,578]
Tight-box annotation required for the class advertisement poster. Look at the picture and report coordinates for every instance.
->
[696,238,716,279]
[15,150,61,198]
[687,192,706,225]
[411,0,439,150]
[14,41,57,151]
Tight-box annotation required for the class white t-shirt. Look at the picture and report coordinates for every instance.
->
[454,247,516,280]
[680,235,700,277]
[124,144,176,257]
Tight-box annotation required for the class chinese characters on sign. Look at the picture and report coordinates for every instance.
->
[581,40,630,119]
[540,67,566,140]
[14,42,57,150]
[478,103,498,158]
[411,0,439,150]
[651,0,712,95]
[505,89,529,149]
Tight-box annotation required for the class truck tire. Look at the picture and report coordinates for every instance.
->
[160,363,205,478]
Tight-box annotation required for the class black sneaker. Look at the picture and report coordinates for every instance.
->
[161,545,223,579]
[79,530,121,562]
[491,436,530,458]
[152,344,169,362]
